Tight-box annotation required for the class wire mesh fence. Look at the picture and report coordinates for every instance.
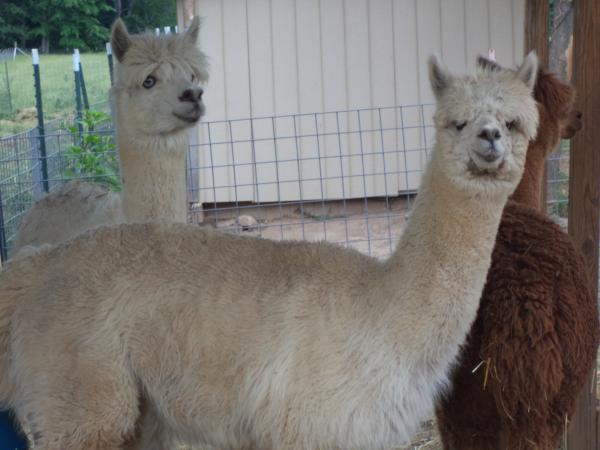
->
[0,105,573,262]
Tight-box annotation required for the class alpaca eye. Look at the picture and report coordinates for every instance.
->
[191,74,195,82]
[143,75,156,89]
[455,121,467,131]
[506,120,516,131]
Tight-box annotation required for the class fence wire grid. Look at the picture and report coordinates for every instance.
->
[0,105,571,261]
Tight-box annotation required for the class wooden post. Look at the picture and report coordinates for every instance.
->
[567,0,600,449]
[524,0,549,212]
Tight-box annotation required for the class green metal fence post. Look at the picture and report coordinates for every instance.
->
[73,50,83,136]
[77,51,89,110]
[32,49,49,193]
[106,42,114,85]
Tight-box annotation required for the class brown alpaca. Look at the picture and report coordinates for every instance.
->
[435,61,599,450]
[510,65,582,210]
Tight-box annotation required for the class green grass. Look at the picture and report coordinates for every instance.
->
[0,52,111,136]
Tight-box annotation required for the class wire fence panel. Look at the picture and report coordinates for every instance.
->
[0,105,574,261]
[190,105,435,258]
[0,117,116,259]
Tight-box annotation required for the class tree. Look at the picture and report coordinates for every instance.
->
[0,2,29,48]
[26,0,114,52]
[120,0,177,33]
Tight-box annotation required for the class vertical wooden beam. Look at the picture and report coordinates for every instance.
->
[567,0,600,449]
[524,0,549,212]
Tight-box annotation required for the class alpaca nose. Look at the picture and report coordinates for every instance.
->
[179,88,204,103]
[478,127,501,142]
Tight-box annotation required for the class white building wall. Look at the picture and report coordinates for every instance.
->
[182,0,526,203]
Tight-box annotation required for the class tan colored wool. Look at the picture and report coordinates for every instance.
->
[13,18,208,254]
[0,54,538,450]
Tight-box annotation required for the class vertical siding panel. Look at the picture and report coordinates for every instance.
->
[295,0,323,114]
[270,0,301,201]
[222,0,251,119]
[489,0,515,67]
[271,0,300,116]
[344,0,371,198]
[465,0,490,71]
[247,0,279,202]
[247,0,274,117]
[319,0,348,199]
[415,0,440,180]
[295,0,323,200]
[221,0,253,202]
[393,0,420,191]
[319,0,347,112]
[441,0,467,73]
[369,0,396,196]
[512,0,526,60]
[416,0,441,104]
[393,0,419,105]
[196,0,230,204]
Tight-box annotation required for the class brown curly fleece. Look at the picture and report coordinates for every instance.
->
[435,67,598,450]
[436,202,598,450]
[511,68,582,209]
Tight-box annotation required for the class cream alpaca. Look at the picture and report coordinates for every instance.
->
[13,18,208,253]
[0,54,539,450]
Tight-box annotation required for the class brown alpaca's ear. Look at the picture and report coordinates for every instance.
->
[428,54,452,99]
[111,19,132,62]
[184,16,201,45]
[516,51,539,92]
[477,56,503,72]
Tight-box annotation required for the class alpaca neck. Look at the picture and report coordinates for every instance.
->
[117,126,189,223]
[510,142,545,211]
[380,154,508,367]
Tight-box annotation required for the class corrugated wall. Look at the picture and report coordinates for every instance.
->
[184,0,526,203]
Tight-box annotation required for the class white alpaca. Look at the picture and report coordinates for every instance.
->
[12,18,208,253]
[0,53,539,450]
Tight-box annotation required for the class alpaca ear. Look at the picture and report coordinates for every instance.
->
[516,51,539,91]
[111,19,132,62]
[428,54,452,98]
[477,56,503,72]
[184,16,201,44]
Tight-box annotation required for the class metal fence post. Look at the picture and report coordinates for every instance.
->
[3,62,12,114]
[106,42,114,85]
[73,50,83,136]
[76,51,89,110]
[32,49,49,193]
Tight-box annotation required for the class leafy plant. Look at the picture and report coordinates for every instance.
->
[62,109,121,191]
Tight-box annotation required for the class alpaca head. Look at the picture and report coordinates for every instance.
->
[428,53,539,197]
[478,56,582,162]
[110,17,209,136]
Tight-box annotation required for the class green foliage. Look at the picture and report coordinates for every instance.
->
[63,109,121,191]
[123,0,177,33]
[0,0,177,51]
[0,2,29,47]
[27,0,114,52]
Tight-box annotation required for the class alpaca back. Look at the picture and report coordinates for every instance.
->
[13,181,122,255]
